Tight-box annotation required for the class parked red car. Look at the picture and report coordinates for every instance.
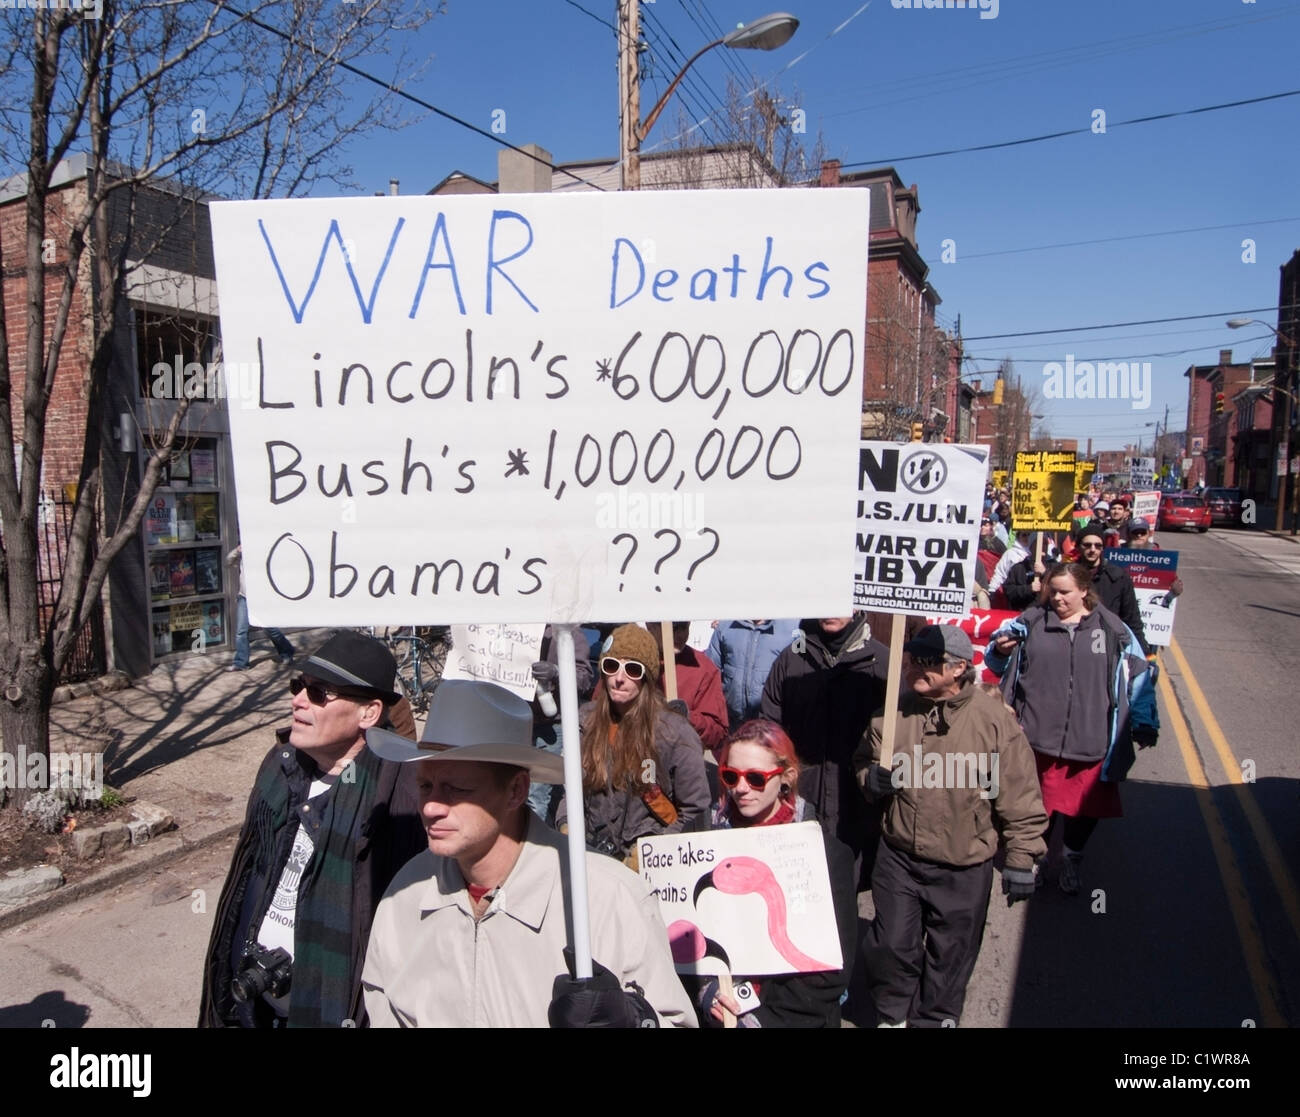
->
[1158,491,1211,532]
[1205,486,1244,527]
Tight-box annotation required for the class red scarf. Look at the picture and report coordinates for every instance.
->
[726,797,796,828]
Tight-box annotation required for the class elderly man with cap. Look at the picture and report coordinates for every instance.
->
[360,679,697,1028]
[853,625,1046,1027]
[200,631,425,1028]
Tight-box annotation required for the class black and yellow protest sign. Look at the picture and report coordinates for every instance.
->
[1011,451,1076,531]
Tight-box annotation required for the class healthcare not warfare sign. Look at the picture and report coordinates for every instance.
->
[854,441,988,615]
[209,190,868,625]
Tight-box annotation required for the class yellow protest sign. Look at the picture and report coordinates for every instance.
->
[991,469,1008,491]
[1011,451,1076,531]
[1075,461,1096,492]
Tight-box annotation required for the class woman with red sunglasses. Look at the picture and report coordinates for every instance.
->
[558,624,710,868]
[694,719,857,1028]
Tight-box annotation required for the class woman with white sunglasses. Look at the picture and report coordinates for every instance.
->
[558,624,710,868]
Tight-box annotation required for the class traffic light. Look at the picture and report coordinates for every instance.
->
[992,377,1005,406]
[1214,392,1225,415]
[910,421,924,441]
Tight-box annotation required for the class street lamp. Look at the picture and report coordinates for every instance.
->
[618,6,799,190]
[1227,317,1298,532]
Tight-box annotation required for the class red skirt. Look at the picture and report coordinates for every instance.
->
[1034,751,1122,819]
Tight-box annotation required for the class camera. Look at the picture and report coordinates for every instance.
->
[232,945,292,1004]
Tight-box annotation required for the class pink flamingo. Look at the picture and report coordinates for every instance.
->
[693,856,834,973]
[666,919,731,969]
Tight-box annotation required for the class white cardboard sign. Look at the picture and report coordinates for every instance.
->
[854,441,989,615]
[640,822,842,977]
[441,622,546,698]
[209,191,868,625]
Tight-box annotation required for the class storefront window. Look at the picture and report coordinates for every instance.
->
[145,435,227,657]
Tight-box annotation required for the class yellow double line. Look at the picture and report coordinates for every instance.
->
[1160,637,1299,1026]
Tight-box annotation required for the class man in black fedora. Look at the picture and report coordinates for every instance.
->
[200,630,425,1027]
[361,679,696,1028]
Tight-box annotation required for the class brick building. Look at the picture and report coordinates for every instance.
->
[432,148,967,443]
[1,155,239,679]
[1184,348,1260,487]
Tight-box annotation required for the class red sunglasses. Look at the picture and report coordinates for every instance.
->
[719,766,784,791]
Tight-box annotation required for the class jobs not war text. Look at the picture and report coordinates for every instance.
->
[209,191,870,626]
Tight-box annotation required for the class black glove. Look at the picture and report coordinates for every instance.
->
[1001,866,1037,905]
[531,661,559,687]
[1133,729,1158,750]
[865,763,898,798]
[549,950,659,1028]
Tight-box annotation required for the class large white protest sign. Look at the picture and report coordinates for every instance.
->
[441,622,545,699]
[640,822,842,977]
[854,442,989,615]
[209,191,868,625]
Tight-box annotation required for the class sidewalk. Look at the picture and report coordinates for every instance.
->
[1,629,335,930]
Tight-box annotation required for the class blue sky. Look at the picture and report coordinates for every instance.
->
[339,0,1300,452]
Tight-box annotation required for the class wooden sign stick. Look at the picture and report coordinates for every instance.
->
[658,620,678,703]
[877,614,906,770]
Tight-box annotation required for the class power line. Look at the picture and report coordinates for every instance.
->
[962,306,1293,343]
[957,216,1300,261]
[561,0,616,34]
[824,3,1300,119]
[967,336,1274,364]
[219,2,608,191]
[841,88,1300,168]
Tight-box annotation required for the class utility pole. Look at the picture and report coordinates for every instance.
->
[618,0,642,191]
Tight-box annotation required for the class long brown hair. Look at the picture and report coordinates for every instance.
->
[581,679,667,792]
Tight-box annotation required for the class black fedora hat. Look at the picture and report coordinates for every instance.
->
[301,631,400,705]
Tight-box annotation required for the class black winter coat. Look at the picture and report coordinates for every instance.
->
[760,619,888,856]
[1090,561,1150,655]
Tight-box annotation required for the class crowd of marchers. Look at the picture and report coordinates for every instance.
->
[200,483,1162,1029]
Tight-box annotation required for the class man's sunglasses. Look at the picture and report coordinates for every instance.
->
[1079,541,1105,550]
[600,657,647,681]
[908,654,949,671]
[289,675,372,705]
[719,765,784,791]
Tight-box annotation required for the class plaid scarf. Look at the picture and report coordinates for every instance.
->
[247,745,383,1028]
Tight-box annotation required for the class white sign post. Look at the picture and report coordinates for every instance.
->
[210,189,869,985]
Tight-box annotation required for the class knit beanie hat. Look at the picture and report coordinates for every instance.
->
[602,624,661,681]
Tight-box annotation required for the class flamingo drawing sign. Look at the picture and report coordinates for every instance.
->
[639,823,842,977]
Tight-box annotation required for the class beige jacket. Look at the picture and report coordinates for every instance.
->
[361,813,697,1028]
[855,683,1047,871]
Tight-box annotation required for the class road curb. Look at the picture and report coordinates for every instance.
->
[1264,531,1300,545]
[0,821,240,933]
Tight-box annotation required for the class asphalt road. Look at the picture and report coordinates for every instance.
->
[0,840,231,1028]
[962,527,1300,1027]
[1,531,1295,1030]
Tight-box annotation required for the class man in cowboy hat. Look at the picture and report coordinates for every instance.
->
[200,630,425,1028]
[361,679,696,1028]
